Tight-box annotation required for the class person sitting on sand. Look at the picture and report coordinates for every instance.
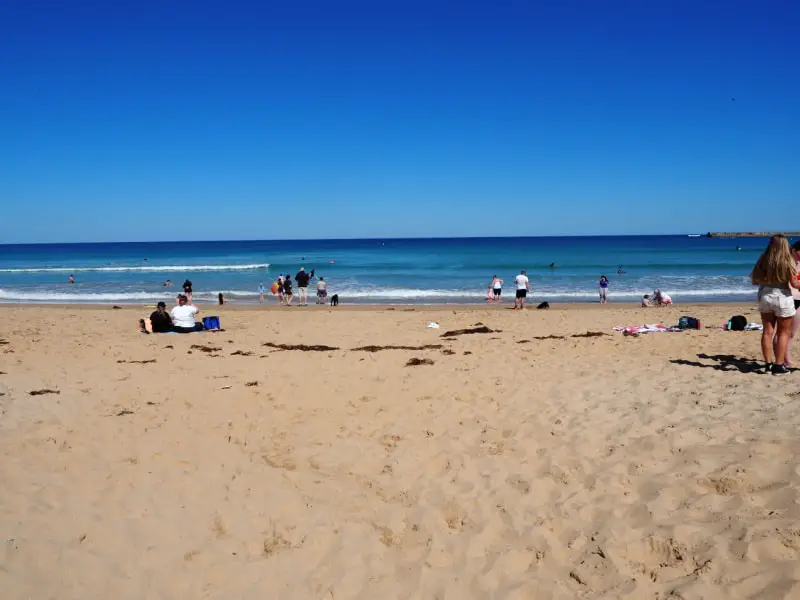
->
[150,301,173,333]
[138,301,173,334]
[641,294,652,307]
[171,294,203,333]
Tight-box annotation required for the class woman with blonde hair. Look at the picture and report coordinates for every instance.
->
[751,235,800,374]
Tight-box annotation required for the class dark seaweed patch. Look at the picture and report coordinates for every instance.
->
[352,344,444,352]
[262,342,339,352]
[441,326,495,338]
[190,344,222,353]
[406,358,435,366]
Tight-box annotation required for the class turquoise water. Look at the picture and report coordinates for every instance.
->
[0,236,770,304]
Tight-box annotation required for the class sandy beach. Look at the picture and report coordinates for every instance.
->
[1,302,799,600]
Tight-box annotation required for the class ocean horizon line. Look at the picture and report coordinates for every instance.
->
[0,232,730,247]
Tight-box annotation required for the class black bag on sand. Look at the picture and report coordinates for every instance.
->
[678,316,701,330]
[728,315,747,331]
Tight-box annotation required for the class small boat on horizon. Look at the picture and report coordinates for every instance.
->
[687,234,702,238]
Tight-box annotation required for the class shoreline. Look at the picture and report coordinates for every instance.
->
[0,300,757,311]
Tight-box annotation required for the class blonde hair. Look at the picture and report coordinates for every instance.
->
[751,235,797,286]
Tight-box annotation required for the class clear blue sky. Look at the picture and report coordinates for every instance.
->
[1,0,798,243]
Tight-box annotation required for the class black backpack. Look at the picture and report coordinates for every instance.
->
[728,315,747,331]
[678,316,701,330]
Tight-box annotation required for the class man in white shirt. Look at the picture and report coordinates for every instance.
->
[170,294,202,333]
[514,270,530,310]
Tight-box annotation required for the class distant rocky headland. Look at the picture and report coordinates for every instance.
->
[707,232,800,238]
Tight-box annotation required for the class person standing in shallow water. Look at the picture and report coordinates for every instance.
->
[295,267,314,306]
[487,275,503,303]
[68,274,75,284]
[598,275,609,304]
[283,274,294,306]
[316,277,328,304]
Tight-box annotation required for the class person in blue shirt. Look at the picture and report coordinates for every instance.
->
[598,275,609,304]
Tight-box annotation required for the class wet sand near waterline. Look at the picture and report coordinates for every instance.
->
[1,304,799,600]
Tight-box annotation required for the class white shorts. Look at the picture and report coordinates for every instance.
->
[758,287,796,318]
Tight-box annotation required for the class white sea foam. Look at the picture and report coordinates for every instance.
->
[0,263,271,273]
[0,286,756,303]
[0,290,168,301]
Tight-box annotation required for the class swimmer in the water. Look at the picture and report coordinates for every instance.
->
[617,265,625,275]
[549,262,556,268]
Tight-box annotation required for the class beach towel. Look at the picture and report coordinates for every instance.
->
[613,324,683,334]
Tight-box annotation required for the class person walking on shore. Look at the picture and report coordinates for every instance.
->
[750,235,800,374]
[514,270,530,310]
[258,282,266,304]
[598,275,609,304]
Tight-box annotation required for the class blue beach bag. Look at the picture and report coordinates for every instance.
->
[202,316,221,331]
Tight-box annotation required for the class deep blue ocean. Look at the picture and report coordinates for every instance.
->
[0,236,773,304]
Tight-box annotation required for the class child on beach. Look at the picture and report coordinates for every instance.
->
[750,235,800,374]
[653,290,672,306]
